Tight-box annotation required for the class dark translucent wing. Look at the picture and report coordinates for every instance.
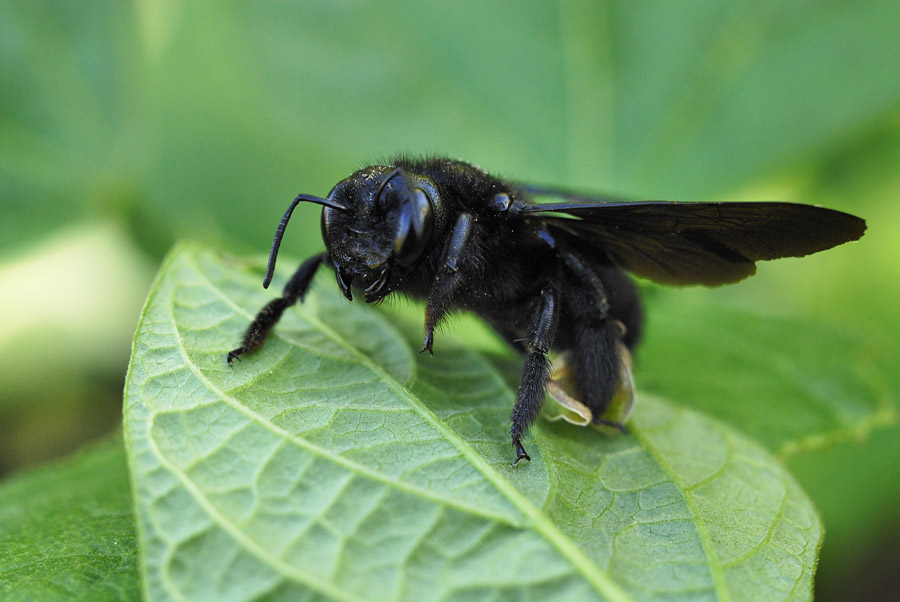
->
[519,199,866,286]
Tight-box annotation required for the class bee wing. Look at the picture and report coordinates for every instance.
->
[517,191,866,286]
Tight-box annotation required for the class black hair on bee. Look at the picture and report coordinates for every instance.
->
[228,157,866,465]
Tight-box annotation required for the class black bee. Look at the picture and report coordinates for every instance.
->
[227,157,866,464]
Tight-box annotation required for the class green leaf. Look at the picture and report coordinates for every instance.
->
[125,244,824,601]
[636,288,894,456]
[0,436,139,602]
[4,2,900,254]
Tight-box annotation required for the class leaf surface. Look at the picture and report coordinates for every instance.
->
[0,437,139,602]
[3,2,900,253]
[124,245,825,601]
[635,288,893,456]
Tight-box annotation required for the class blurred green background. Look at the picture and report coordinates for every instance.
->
[1,1,898,599]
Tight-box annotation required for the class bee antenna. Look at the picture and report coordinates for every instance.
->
[375,168,406,199]
[263,194,346,289]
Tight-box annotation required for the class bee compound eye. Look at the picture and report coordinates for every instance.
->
[320,206,334,245]
[393,189,434,268]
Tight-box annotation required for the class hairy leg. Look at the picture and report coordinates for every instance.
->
[227,252,326,365]
[421,212,474,354]
[509,286,559,464]
[570,318,627,426]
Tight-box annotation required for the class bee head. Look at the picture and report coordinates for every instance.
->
[264,166,437,303]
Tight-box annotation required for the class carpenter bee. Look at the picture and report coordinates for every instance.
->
[227,157,866,464]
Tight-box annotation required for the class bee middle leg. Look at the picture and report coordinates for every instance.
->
[227,252,327,365]
[509,286,559,465]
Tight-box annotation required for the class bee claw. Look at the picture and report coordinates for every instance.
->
[420,331,434,355]
[226,348,243,366]
[511,438,531,466]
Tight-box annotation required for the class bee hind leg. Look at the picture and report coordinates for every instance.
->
[570,318,626,423]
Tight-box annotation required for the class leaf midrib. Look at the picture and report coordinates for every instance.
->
[188,248,634,602]
[152,287,364,602]
[184,256,519,526]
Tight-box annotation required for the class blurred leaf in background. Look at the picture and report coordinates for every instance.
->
[0,436,138,602]
[1,0,898,599]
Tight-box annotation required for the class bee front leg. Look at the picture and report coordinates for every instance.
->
[227,252,327,365]
[509,286,559,465]
[421,212,474,354]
